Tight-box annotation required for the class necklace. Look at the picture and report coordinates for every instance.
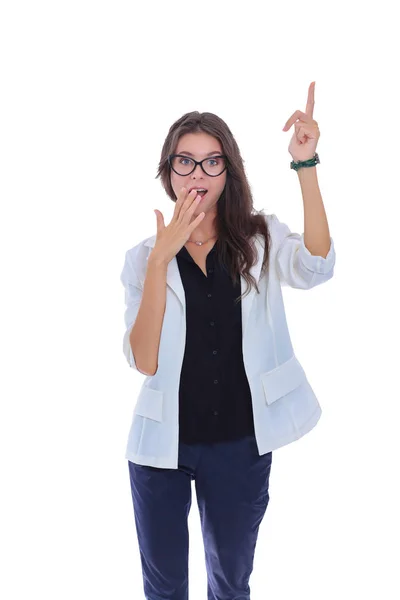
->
[186,235,217,246]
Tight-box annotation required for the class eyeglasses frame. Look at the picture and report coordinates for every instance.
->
[168,154,228,177]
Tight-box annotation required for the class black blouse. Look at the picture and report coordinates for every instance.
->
[176,242,255,445]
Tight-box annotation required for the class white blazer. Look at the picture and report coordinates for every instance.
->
[120,213,336,468]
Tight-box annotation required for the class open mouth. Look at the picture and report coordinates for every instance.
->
[195,189,208,199]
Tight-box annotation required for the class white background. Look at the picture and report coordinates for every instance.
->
[1,1,400,598]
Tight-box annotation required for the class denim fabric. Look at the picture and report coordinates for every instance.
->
[128,434,273,600]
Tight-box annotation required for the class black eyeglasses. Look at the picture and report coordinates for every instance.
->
[168,154,228,177]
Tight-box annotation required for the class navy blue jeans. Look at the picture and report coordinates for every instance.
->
[127,434,273,600]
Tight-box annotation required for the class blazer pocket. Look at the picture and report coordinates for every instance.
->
[261,355,307,405]
[134,385,164,422]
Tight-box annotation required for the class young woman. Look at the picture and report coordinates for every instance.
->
[120,82,335,600]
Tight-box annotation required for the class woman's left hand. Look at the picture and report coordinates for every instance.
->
[282,81,320,162]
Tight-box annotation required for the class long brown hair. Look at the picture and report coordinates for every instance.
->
[155,111,272,304]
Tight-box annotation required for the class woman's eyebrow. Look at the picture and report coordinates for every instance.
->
[176,150,221,156]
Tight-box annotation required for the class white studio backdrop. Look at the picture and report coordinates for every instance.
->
[1,1,399,599]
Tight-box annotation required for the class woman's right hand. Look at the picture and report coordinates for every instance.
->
[152,188,206,265]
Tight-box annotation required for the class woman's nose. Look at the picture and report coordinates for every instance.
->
[192,162,205,177]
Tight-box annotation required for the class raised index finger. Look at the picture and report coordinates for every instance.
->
[306,81,315,118]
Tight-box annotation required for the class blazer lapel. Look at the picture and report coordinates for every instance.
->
[144,234,265,338]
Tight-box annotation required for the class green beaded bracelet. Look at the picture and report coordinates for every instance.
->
[290,152,320,171]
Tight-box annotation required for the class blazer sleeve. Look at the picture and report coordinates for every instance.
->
[268,213,336,289]
[120,249,144,372]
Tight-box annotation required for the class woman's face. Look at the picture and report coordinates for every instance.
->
[170,131,227,216]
